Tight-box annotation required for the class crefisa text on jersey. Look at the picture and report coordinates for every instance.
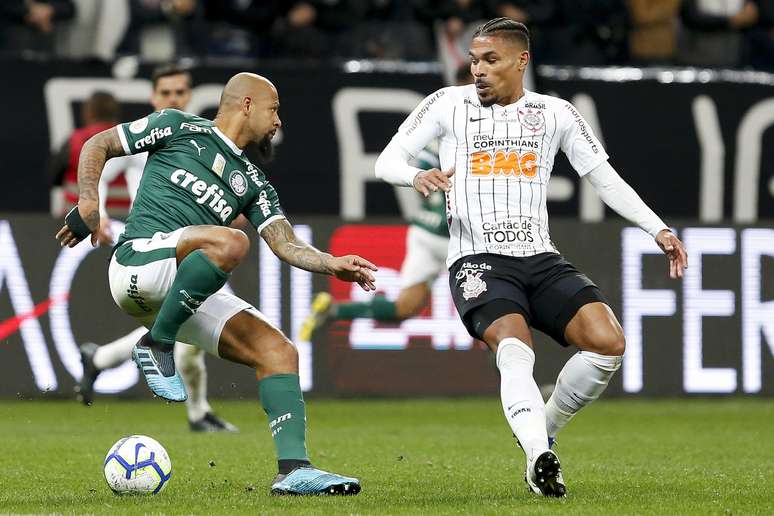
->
[134,126,173,150]
[170,168,235,221]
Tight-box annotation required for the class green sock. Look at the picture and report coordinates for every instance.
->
[333,295,397,321]
[150,250,229,347]
[259,374,309,461]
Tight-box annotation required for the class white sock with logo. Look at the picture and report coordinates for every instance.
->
[496,338,549,461]
[92,327,148,370]
[175,343,212,422]
[545,351,623,439]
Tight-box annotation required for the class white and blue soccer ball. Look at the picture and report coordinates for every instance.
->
[103,435,172,495]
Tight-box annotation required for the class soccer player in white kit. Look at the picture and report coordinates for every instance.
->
[77,65,237,433]
[375,18,688,497]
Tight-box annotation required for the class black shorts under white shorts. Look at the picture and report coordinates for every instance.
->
[448,252,607,346]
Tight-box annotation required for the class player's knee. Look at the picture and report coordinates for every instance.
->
[222,228,250,265]
[593,328,625,356]
[252,335,298,377]
[206,227,249,270]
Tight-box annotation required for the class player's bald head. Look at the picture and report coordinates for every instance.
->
[218,72,277,112]
[214,71,281,160]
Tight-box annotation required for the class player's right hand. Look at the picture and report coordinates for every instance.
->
[413,167,454,197]
[328,255,378,292]
[55,201,100,248]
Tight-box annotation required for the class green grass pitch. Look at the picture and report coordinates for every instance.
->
[1,398,772,515]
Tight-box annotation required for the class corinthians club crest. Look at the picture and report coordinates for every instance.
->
[459,269,488,300]
[518,108,545,133]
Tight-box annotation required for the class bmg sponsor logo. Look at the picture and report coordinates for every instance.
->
[470,150,538,177]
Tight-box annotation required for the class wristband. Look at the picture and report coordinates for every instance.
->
[64,206,93,240]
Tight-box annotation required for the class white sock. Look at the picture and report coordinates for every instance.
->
[496,338,549,461]
[92,327,148,370]
[545,351,623,439]
[175,343,212,422]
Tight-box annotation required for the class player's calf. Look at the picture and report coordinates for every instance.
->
[217,310,298,377]
[218,310,359,494]
[546,303,624,439]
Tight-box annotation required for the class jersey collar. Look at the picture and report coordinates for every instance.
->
[213,126,243,155]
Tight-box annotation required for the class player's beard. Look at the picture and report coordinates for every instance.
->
[254,134,274,163]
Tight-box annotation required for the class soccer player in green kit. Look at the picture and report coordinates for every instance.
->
[56,73,375,495]
[300,149,449,337]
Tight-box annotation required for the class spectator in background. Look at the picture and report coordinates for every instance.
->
[486,1,556,30]
[0,0,75,57]
[343,1,434,60]
[679,0,759,67]
[272,1,365,59]
[415,1,489,82]
[485,1,559,64]
[203,0,279,57]
[627,0,681,64]
[118,0,205,59]
[747,0,774,70]
[532,0,628,65]
[50,91,121,214]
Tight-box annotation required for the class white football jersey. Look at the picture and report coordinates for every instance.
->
[393,85,609,267]
[98,152,147,215]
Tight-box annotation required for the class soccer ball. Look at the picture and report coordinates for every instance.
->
[103,435,172,495]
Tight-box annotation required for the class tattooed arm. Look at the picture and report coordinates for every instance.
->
[260,218,332,273]
[55,127,126,247]
[77,127,127,226]
[260,218,378,291]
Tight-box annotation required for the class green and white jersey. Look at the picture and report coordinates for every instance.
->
[409,147,449,238]
[114,109,284,245]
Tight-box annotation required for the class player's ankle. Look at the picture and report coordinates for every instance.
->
[278,458,311,474]
[145,331,174,352]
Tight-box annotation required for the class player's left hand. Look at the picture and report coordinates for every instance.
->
[328,255,378,291]
[655,229,688,279]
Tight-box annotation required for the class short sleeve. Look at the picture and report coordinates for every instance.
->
[559,101,609,177]
[117,109,184,155]
[245,183,286,233]
[394,88,450,158]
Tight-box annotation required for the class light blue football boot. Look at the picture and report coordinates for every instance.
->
[131,333,187,402]
[271,466,361,496]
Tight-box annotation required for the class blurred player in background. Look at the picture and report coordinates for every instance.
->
[375,18,687,497]
[50,91,121,210]
[57,72,375,495]
[299,66,473,339]
[77,64,238,434]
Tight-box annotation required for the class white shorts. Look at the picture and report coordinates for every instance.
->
[108,227,263,356]
[399,226,450,288]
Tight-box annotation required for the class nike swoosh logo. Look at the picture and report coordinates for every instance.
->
[0,293,68,340]
[469,117,486,122]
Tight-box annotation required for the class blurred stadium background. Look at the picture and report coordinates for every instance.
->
[1,0,773,513]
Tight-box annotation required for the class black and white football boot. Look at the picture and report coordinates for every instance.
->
[525,449,566,498]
